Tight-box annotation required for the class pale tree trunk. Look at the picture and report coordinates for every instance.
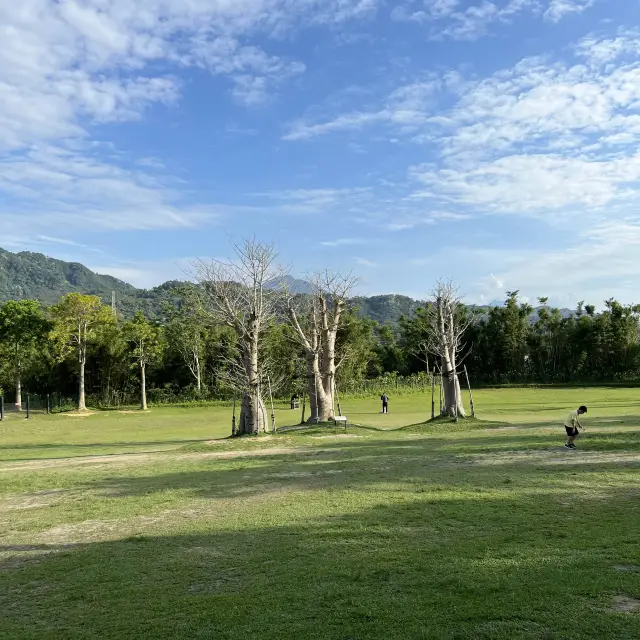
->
[140,363,147,411]
[238,334,267,434]
[441,367,466,417]
[440,346,466,418]
[319,321,338,421]
[239,391,266,435]
[14,346,22,411]
[307,355,333,422]
[78,358,86,411]
[15,373,22,412]
[195,352,202,392]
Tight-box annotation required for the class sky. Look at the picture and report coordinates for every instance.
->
[1,0,640,308]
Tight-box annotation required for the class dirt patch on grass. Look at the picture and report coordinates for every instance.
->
[0,453,155,472]
[611,596,640,613]
[614,565,640,572]
[65,412,97,417]
[192,446,308,460]
[0,444,308,473]
[0,489,67,512]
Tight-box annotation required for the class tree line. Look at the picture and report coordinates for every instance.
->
[1,240,640,430]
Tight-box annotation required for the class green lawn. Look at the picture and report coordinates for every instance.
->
[1,388,639,639]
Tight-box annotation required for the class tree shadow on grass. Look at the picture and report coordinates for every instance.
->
[1,491,640,640]
[68,430,640,505]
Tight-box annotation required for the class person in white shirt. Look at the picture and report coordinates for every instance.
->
[564,405,587,449]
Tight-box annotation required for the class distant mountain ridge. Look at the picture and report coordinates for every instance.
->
[0,247,572,325]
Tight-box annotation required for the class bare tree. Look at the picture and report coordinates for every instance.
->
[287,271,358,422]
[193,239,284,435]
[165,287,207,393]
[426,280,472,418]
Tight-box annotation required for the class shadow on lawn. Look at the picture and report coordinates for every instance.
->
[1,490,640,640]
[72,429,640,504]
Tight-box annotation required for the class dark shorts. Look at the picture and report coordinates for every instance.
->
[565,426,579,437]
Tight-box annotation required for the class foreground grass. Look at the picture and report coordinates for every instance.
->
[0,388,639,638]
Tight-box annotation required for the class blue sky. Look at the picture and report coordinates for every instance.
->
[2,1,640,307]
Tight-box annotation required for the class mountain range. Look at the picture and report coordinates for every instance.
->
[0,247,572,325]
[0,248,425,325]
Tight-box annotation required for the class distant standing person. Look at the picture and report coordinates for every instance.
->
[380,392,389,414]
[564,405,587,449]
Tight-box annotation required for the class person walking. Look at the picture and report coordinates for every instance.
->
[380,392,389,414]
[564,405,587,449]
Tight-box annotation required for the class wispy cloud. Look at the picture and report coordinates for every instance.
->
[490,273,505,289]
[390,0,596,40]
[544,0,595,22]
[320,238,369,247]
[0,0,380,233]
[354,257,377,267]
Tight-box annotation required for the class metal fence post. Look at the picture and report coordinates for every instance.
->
[47,394,51,415]
[0,396,4,421]
[26,395,30,420]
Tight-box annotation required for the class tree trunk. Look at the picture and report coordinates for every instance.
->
[306,356,333,422]
[239,391,266,434]
[78,358,87,411]
[195,352,201,392]
[238,335,266,435]
[15,374,22,412]
[442,367,466,418]
[140,363,147,411]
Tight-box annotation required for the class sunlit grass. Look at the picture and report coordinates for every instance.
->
[0,388,639,638]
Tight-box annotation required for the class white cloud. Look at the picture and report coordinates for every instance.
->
[354,257,377,267]
[544,0,595,22]
[576,28,640,66]
[0,0,379,233]
[289,30,640,220]
[465,220,640,306]
[88,257,199,288]
[390,0,594,40]
[411,153,640,214]
[284,78,441,140]
[0,145,217,231]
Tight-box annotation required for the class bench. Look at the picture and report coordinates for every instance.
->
[333,415,348,431]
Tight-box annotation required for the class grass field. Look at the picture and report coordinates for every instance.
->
[1,388,639,639]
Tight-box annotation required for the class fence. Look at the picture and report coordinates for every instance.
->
[0,393,79,419]
[338,373,434,397]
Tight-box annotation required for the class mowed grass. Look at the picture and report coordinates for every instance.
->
[1,388,639,639]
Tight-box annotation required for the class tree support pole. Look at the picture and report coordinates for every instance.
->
[431,370,435,420]
[268,376,276,434]
[232,394,237,437]
[464,366,475,418]
[335,382,343,417]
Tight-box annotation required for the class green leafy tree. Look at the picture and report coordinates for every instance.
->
[0,300,49,410]
[123,312,164,410]
[50,294,116,410]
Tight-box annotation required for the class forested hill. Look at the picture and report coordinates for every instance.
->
[0,248,178,318]
[0,247,425,325]
[0,247,573,325]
